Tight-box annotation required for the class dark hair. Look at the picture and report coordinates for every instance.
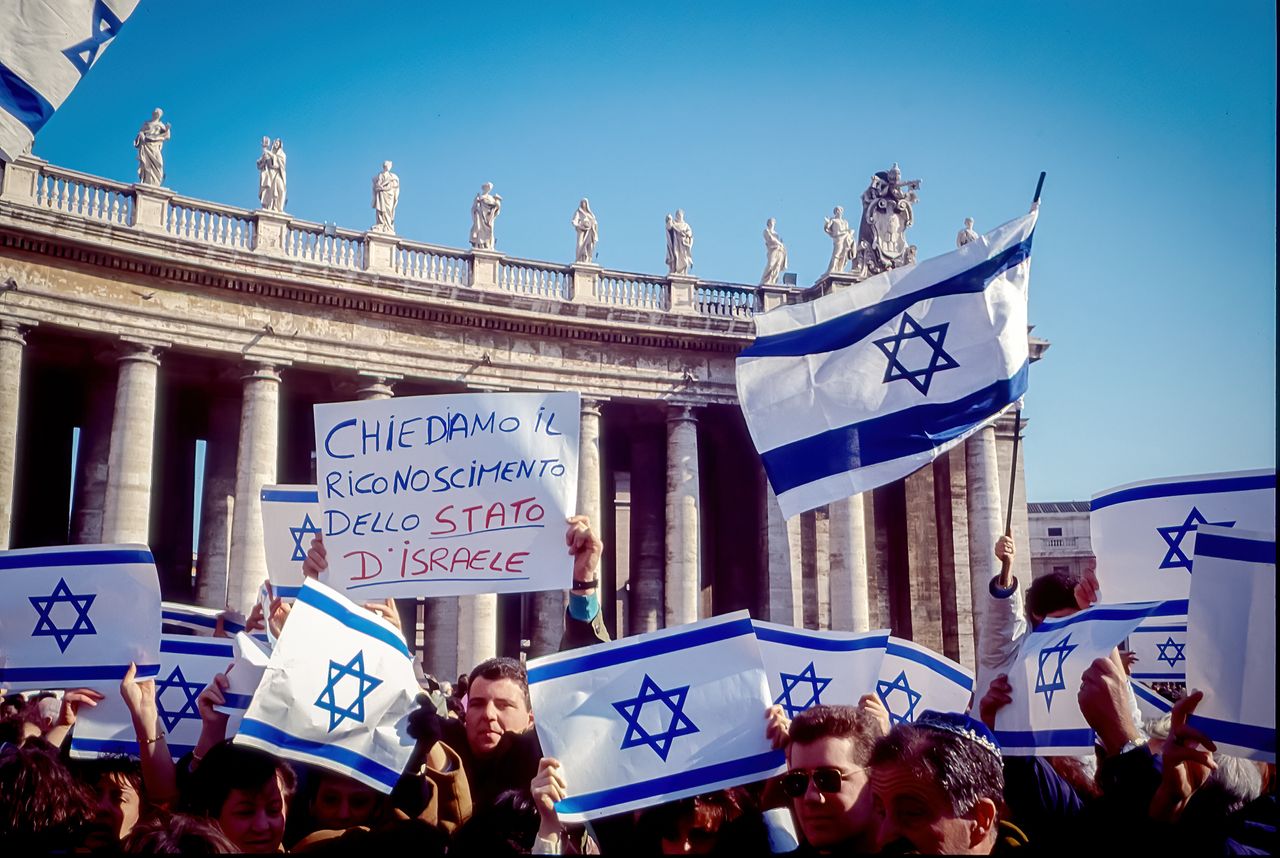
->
[0,741,96,850]
[870,724,1005,816]
[122,812,237,853]
[71,754,145,798]
[1026,570,1079,625]
[183,741,297,819]
[639,790,743,845]
[788,704,879,766]
[468,657,530,708]
[449,789,539,855]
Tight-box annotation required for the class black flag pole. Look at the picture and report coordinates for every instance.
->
[1003,172,1044,536]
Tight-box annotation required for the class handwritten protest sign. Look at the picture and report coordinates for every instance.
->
[313,391,580,600]
[260,484,321,597]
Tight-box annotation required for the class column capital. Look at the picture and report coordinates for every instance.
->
[116,340,163,366]
[356,370,399,400]
[581,397,605,417]
[241,361,281,384]
[665,403,698,425]
[0,318,30,346]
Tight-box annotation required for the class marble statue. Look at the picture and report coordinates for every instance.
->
[572,198,598,263]
[133,108,171,186]
[470,182,502,249]
[956,217,979,248]
[760,218,788,285]
[371,161,400,233]
[257,137,287,212]
[855,162,921,276]
[823,206,854,274]
[664,209,694,275]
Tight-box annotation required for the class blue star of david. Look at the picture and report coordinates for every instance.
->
[612,674,699,761]
[1155,636,1187,668]
[62,1,126,75]
[1035,633,1078,711]
[1157,507,1236,572]
[774,662,833,719]
[154,665,204,732]
[872,312,960,395]
[29,578,97,653]
[289,513,322,561]
[876,671,923,725]
[315,651,383,732]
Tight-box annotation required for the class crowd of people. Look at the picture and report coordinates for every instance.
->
[1,522,1273,854]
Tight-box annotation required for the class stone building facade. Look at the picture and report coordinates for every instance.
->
[1027,500,1094,581]
[0,156,1042,681]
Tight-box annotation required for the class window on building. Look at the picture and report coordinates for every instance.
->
[1052,565,1070,575]
[1047,526,1063,536]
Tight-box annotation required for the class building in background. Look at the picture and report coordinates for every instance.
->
[1027,501,1094,580]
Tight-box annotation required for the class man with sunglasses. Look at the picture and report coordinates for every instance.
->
[780,704,881,853]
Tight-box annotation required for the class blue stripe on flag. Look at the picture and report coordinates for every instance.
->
[555,749,785,815]
[0,663,161,682]
[1091,473,1276,511]
[237,717,403,790]
[297,584,410,658]
[0,62,55,134]
[71,737,196,758]
[1187,715,1276,754]
[0,548,154,570]
[1193,532,1275,565]
[221,693,254,710]
[1130,683,1173,713]
[160,638,235,658]
[273,585,301,599]
[1030,600,1185,637]
[992,727,1096,749]
[753,626,889,652]
[261,489,319,503]
[763,364,1029,495]
[527,618,757,684]
[1132,672,1185,681]
[742,237,1033,358]
[884,640,972,689]
[162,610,217,629]
[1131,625,1186,633]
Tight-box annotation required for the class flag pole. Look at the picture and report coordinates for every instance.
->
[1003,172,1044,536]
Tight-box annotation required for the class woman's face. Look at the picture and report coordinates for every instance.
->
[217,773,288,853]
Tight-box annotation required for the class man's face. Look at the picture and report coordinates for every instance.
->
[871,762,982,854]
[464,675,532,757]
[311,773,380,831]
[217,774,287,854]
[787,737,873,849]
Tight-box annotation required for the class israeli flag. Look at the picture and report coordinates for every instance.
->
[753,621,888,718]
[0,0,141,161]
[1185,527,1275,762]
[259,484,319,599]
[1130,680,1174,722]
[1126,621,1187,681]
[71,635,244,759]
[161,600,247,637]
[213,632,270,717]
[528,611,784,822]
[235,578,419,793]
[0,544,160,691]
[738,211,1035,518]
[1091,469,1275,605]
[875,636,974,724]
[994,600,1181,756]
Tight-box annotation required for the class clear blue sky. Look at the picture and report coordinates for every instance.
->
[32,0,1277,501]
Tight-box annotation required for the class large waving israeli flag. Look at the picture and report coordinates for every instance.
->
[994,600,1181,755]
[0,0,141,161]
[0,544,160,691]
[1091,469,1275,605]
[234,578,419,793]
[875,636,974,724]
[1126,621,1187,681]
[753,621,888,718]
[1185,527,1275,762]
[529,611,784,822]
[738,212,1035,518]
[71,635,245,759]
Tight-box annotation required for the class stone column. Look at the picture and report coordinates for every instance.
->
[456,594,497,674]
[195,398,239,609]
[828,494,871,632]
[629,431,665,634]
[226,363,280,615]
[965,425,1003,654]
[0,320,28,549]
[70,362,115,545]
[101,343,162,544]
[664,405,700,627]
[423,596,460,683]
[763,483,803,626]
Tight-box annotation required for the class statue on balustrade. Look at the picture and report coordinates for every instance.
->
[470,182,502,249]
[133,108,171,186]
[257,137,287,212]
[665,209,694,275]
[760,217,788,285]
[371,161,399,233]
[823,206,854,275]
[854,162,920,277]
[956,216,979,248]
[572,198,598,263]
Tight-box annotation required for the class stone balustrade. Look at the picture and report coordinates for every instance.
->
[283,219,365,270]
[394,239,470,287]
[595,270,669,311]
[164,195,256,250]
[497,257,570,300]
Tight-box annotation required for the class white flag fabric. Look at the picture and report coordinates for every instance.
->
[752,621,888,717]
[0,544,160,691]
[528,611,784,822]
[1091,469,1275,605]
[737,212,1035,518]
[259,485,320,599]
[875,637,974,724]
[1126,621,1187,681]
[214,632,270,717]
[234,578,419,793]
[71,635,244,759]
[1185,526,1275,762]
[1130,680,1174,722]
[994,600,1179,755]
[0,0,141,161]
[161,601,247,637]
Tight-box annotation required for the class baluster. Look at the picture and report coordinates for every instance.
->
[75,183,86,215]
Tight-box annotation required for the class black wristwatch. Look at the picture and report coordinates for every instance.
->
[572,578,599,591]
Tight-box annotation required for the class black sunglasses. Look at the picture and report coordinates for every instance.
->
[780,766,858,797]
